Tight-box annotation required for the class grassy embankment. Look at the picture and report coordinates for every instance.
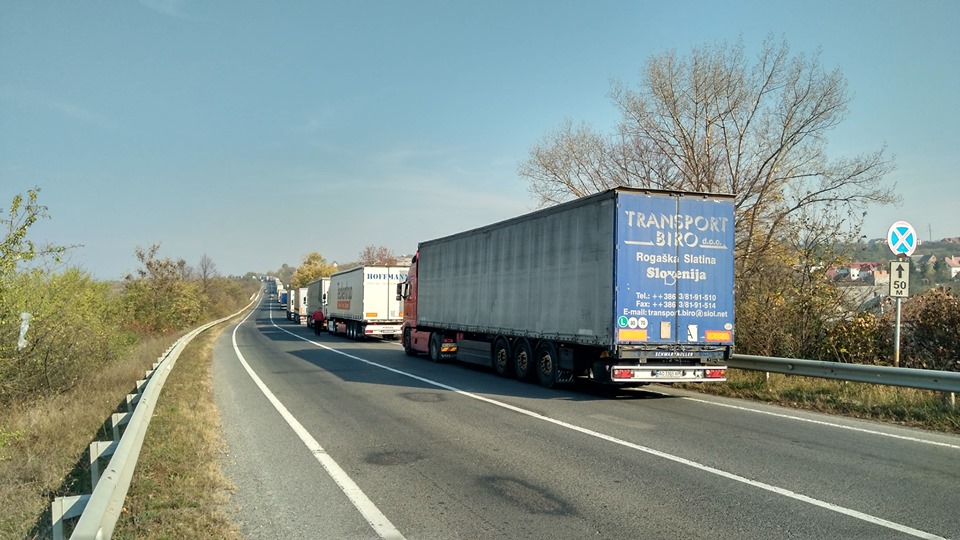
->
[111,323,241,540]
[0,322,244,540]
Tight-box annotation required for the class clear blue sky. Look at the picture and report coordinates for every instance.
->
[2,1,958,279]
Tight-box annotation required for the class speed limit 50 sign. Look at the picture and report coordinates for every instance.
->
[889,260,910,298]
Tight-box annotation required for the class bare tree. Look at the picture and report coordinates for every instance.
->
[518,37,899,277]
[198,253,219,293]
[357,245,398,266]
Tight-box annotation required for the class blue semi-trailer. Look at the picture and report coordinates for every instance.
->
[398,187,735,388]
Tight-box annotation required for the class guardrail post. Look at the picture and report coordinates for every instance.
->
[90,440,119,489]
[111,412,131,441]
[946,392,956,409]
[125,393,141,413]
[51,494,90,540]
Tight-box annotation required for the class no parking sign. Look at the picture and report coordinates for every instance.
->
[887,221,918,257]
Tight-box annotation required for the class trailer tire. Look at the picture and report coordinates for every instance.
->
[535,341,558,388]
[403,328,417,357]
[513,338,534,382]
[492,336,513,377]
[428,332,443,363]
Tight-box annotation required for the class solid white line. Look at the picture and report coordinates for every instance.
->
[680,396,960,450]
[267,311,946,540]
[231,302,405,540]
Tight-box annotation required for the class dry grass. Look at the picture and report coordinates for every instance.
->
[682,369,960,433]
[0,335,174,540]
[111,324,242,540]
[0,322,243,540]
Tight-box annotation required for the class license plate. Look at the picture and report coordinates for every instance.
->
[657,370,683,378]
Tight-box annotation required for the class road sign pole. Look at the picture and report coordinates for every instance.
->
[886,217,914,369]
[893,297,901,368]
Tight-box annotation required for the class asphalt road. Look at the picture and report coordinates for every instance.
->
[213,297,960,539]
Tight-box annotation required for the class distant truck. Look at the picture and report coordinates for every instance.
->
[397,187,734,388]
[327,265,409,339]
[278,290,288,310]
[305,277,331,330]
[288,287,309,324]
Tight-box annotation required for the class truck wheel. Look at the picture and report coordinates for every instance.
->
[492,336,513,377]
[428,333,443,363]
[535,341,558,389]
[513,338,534,381]
[404,330,418,357]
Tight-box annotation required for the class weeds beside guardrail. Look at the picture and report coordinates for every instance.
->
[50,295,257,539]
[728,353,959,406]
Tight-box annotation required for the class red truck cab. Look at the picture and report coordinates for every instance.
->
[398,252,457,360]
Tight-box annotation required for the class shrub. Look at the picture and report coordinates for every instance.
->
[0,268,136,404]
[899,287,960,371]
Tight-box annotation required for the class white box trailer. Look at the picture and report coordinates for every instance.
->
[285,287,297,321]
[327,265,409,339]
[290,287,308,324]
[305,277,331,329]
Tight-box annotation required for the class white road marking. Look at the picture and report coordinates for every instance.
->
[265,306,947,540]
[680,396,960,450]
[231,303,405,540]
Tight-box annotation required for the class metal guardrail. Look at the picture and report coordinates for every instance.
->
[51,296,258,540]
[728,354,960,394]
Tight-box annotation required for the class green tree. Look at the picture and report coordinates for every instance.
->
[932,259,952,284]
[1,188,67,276]
[122,244,203,335]
[274,263,295,287]
[0,269,133,403]
[290,252,338,288]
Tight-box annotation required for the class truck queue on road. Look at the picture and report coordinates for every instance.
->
[273,187,735,390]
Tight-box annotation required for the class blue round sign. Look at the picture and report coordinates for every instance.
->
[887,221,917,257]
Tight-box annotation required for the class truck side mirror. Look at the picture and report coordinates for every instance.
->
[396,282,404,301]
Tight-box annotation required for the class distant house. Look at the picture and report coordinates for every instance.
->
[942,237,960,244]
[853,262,882,282]
[944,256,960,279]
[872,267,889,285]
[916,254,937,268]
[829,262,884,283]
